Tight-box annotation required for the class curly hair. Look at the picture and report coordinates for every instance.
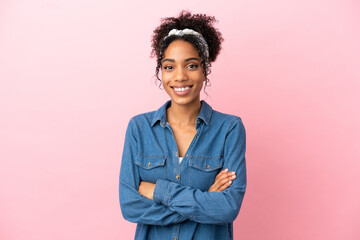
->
[151,10,224,90]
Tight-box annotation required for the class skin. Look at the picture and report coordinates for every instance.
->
[138,40,236,200]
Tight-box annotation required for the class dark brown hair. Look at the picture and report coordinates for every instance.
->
[151,10,224,89]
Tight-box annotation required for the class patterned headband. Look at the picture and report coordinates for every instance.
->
[163,28,209,62]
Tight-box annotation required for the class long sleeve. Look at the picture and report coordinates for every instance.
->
[153,117,247,224]
[119,118,188,226]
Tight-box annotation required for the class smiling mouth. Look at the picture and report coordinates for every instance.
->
[170,85,193,96]
[172,86,192,92]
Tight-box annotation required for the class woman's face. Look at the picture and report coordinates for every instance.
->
[161,39,205,107]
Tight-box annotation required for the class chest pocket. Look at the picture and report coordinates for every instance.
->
[188,156,224,191]
[135,154,167,183]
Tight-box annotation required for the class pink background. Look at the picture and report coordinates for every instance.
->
[1,0,359,239]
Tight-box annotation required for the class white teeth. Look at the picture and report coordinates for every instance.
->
[174,87,190,92]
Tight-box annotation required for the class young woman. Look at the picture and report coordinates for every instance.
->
[119,10,247,240]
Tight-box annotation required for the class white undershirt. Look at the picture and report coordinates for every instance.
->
[179,157,184,164]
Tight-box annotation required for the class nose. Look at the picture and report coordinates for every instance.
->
[174,67,188,81]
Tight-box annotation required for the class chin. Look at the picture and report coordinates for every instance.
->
[171,96,200,106]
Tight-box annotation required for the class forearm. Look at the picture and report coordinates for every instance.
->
[153,179,246,224]
[120,180,188,226]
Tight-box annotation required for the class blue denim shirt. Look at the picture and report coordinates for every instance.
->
[119,100,247,240]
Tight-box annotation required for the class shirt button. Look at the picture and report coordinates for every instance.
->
[186,154,189,157]
[176,174,180,180]
[148,162,151,166]
[173,237,177,240]
[206,164,210,168]
[175,152,178,157]
[196,135,198,139]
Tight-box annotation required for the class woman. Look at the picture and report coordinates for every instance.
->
[119,10,247,240]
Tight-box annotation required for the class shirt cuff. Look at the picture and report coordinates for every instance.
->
[153,179,174,206]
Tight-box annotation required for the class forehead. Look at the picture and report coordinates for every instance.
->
[163,40,200,59]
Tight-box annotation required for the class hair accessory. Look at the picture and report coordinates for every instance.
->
[164,28,209,61]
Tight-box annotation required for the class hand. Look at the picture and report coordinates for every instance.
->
[138,181,156,200]
[208,169,236,192]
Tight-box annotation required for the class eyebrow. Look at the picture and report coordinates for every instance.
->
[162,57,200,63]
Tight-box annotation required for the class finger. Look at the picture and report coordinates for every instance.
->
[215,174,236,191]
[212,172,235,191]
[209,177,224,192]
[215,170,233,182]
[217,180,232,191]
[211,178,232,192]
[213,173,233,190]
[210,170,236,192]
[215,171,236,184]
[218,173,236,186]
[215,168,228,180]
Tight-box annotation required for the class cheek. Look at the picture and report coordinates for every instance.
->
[198,80,204,90]
[161,71,173,85]
[161,75,172,93]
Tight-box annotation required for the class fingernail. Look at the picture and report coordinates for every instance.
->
[224,169,228,172]
[231,171,236,175]
[229,180,232,184]
[232,175,236,178]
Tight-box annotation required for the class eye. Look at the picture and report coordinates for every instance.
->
[188,64,199,69]
[163,65,173,70]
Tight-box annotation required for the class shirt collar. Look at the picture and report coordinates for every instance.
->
[151,100,213,127]
[151,100,171,127]
[197,100,212,125]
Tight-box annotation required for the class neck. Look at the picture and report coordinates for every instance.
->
[167,100,201,126]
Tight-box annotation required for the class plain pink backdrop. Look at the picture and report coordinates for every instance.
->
[1,0,359,239]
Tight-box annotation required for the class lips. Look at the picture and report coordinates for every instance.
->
[171,85,193,96]
[174,86,190,92]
